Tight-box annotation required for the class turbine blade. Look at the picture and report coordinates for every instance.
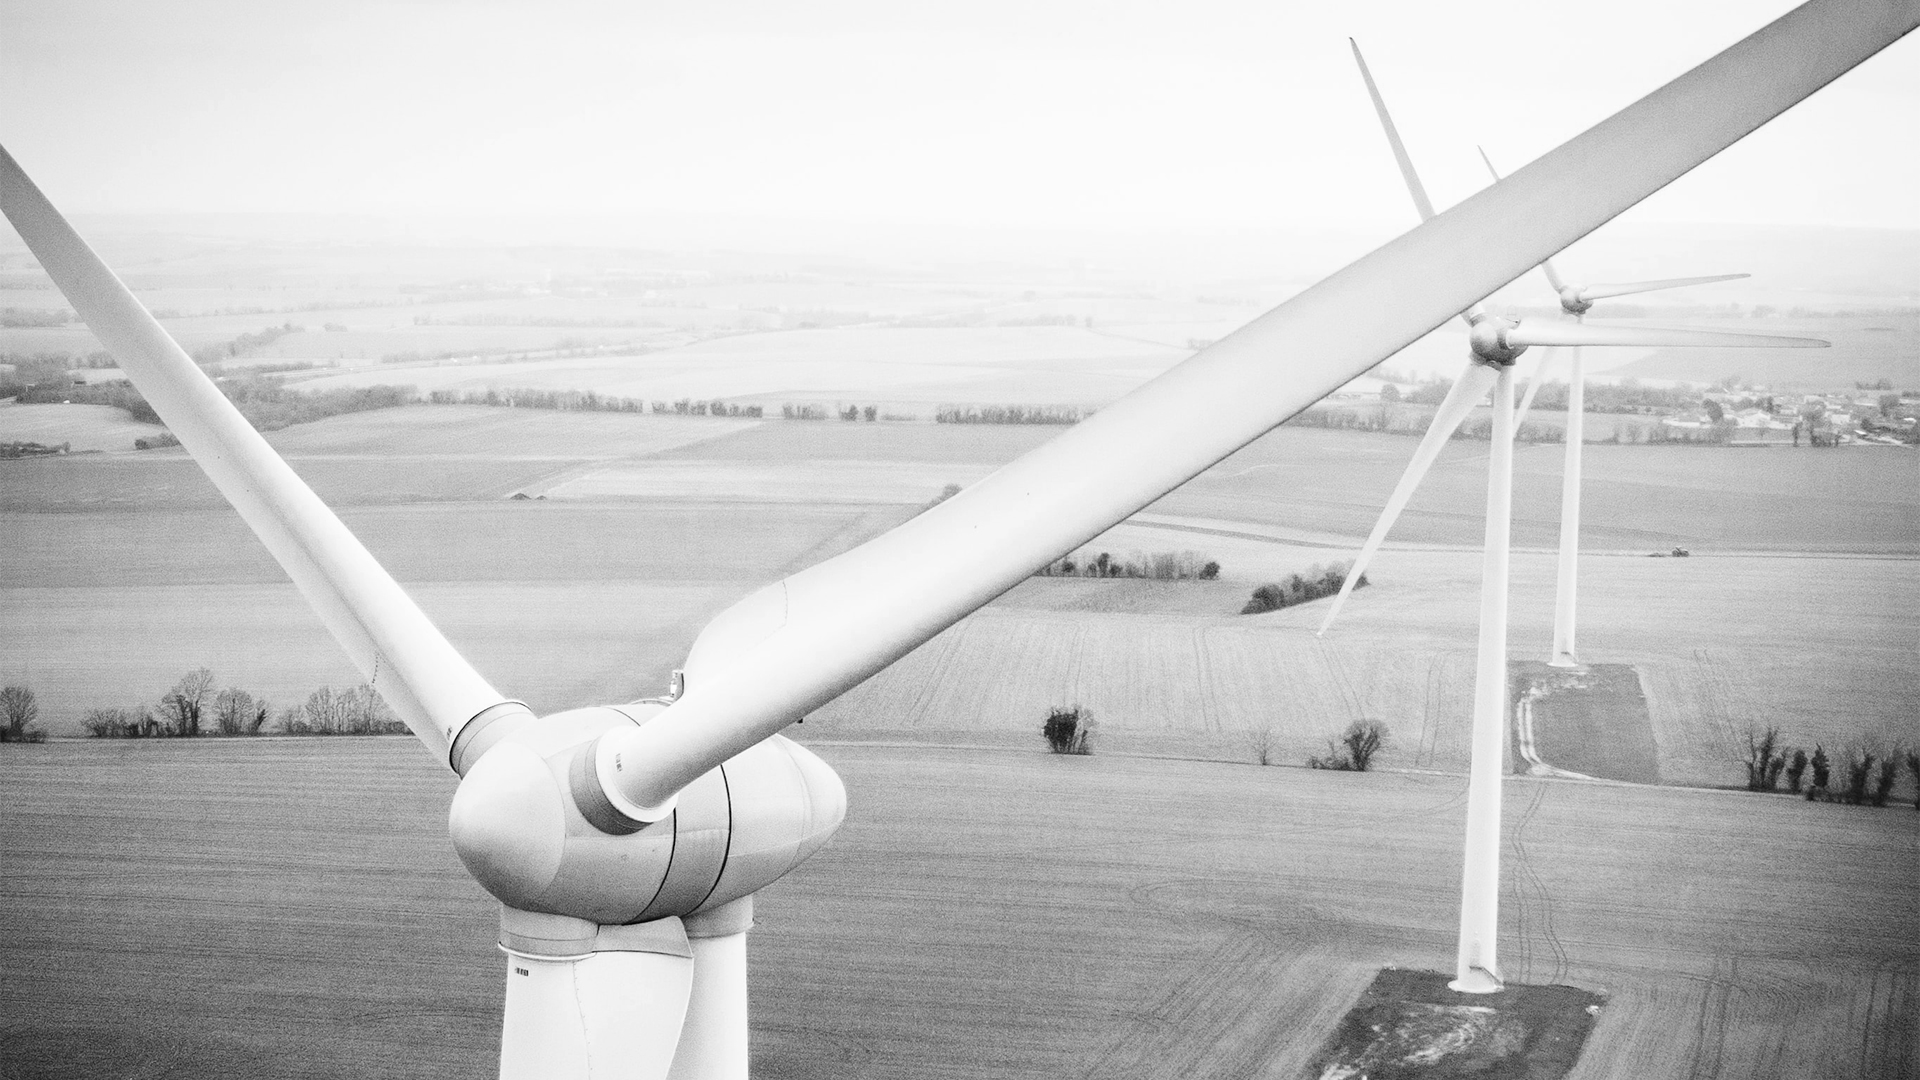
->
[1351,39,1438,222]
[1318,363,1499,635]
[1352,41,1480,330]
[1479,145,1569,295]
[1575,273,1750,300]
[0,145,523,765]
[1502,321,1827,348]
[1512,346,1564,431]
[595,0,1918,816]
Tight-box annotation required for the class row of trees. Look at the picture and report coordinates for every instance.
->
[935,404,1085,425]
[0,307,73,328]
[190,322,298,366]
[1,440,71,458]
[12,368,412,440]
[74,670,407,739]
[655,398,764,418]
[1241,563,1365,614]
[777,403,878,421]
[1390,377,1701,414]
[1035,550,1220,581]
[1744,728,1915,808]
[1288,404,1563,444]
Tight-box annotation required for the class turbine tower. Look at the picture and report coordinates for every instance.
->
[1484,148,1751,669]
[2,0,1910,1070]
[1331,40,1827,993]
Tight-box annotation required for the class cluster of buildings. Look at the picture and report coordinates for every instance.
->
[1660,389,1920,447]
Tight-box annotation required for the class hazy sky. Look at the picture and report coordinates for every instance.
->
[2,0,1915,233]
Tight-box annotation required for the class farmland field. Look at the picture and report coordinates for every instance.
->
[3,405,1915,783]
[0,402,166,451]
[0,500,915,723]
[817,548,1920,791]
[3,216,1918,1080]
[286,325,1190,413]
[0,741,1913,1079]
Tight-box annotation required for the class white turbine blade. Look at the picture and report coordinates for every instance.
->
[1502,321,1827,349]
[1318,362,1500,635]
[593,0,1917,816]
[1351,39,1438,222]
[1350,41,1480,331]
[0,145,521,764]
[1512,345,1564,431]
[1575,272,1750,300]
[1478,146,1568,295]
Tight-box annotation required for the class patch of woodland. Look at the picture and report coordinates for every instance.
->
[1034,550,1220,581]
[1305,720,1390,771]
[1042,705,1094,755]
[1240,561,1364,614]
[1743,727,1917,810]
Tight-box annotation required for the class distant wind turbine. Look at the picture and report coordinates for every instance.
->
[1327,39,1826,994]
[1483,147,1749,668]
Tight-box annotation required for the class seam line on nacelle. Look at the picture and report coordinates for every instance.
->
[689,759,735,915]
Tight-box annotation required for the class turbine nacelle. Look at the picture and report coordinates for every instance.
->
[450,704,846,924]
[1467,314,1529,366]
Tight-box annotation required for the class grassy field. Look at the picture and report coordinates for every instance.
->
[3,406,1914,773]
[813,549,1918,791]
[0,407,757,510]
[6,516,1909,791]
[0,402,166,452]
[0,740,1912,1079]
[263,405,755,458]
[286,325,1186,414]
[1152,427,1920,555]
[0,500,913,725]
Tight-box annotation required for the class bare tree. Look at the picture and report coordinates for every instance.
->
[1042,706,1093,755]
[1744,728,1786,792]
[1,685,44,742]
[1871,755,1899,808]
[1784,748,1809,793]
[1308,720,1390,772]
[1247,725,1276,766]
[162,668,216,737]
[281,685,406,735]
[1343,720,1389,772]
[212,687,257,736]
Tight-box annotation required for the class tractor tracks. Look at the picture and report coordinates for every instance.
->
[1507,780,1569,985]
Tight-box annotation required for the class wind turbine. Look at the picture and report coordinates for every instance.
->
[1482,148,1751,669]
[1325,41,1829,993]
[2,0,1911,1072]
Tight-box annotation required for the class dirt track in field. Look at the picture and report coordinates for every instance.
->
[0,741,1912,1079]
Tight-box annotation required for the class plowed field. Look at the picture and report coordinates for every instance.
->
[0,742,1912,1079]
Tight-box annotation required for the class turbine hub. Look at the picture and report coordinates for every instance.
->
[449,705,846,924]
[1558,287,1593,316]
[1467,314,1525,367]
